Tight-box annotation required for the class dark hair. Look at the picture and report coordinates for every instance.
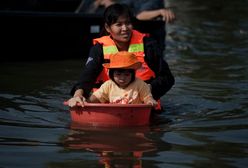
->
[104,3,134,26]
[109,68,135,86]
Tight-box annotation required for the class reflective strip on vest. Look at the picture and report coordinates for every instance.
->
[103,46,118,55]
[128,43,144,53]
[102,43,144,56]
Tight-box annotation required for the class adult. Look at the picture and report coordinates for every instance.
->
[75,0,175,50]
[120,0,175,23]
[119,0,175,51]
[75,0,175,23]
[68,4,174,112]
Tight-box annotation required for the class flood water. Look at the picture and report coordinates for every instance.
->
[1,0,248,167]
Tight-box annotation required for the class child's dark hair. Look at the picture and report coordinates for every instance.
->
[109,68,135,86]
[104,3,134,26]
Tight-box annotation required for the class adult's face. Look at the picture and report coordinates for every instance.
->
[105,15,133,44]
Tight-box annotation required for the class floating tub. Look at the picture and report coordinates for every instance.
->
[64,102,152,127]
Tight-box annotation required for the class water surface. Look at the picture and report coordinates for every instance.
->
[1,0,248,167]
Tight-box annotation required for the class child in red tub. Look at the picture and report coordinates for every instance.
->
[87,51,157,107]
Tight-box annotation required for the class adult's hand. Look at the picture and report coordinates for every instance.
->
[68,96,86,107]
[160,8,176,23]
[68,89,86,107]
[146,99,158,107]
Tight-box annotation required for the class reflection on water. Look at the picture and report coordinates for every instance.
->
[61,125,158,168]
[1,0,248,167]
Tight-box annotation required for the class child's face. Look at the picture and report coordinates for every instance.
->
[113,69,132,88]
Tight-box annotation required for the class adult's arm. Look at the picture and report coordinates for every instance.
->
[136,9,175,23]
[144,37,175,100]
[70,44,104,98]
[121,0,175,23]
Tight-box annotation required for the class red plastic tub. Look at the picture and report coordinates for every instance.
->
[64,102,152,127]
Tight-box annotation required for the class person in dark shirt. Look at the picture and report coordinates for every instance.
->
[120,0,175,23]
[75,0,175,23]
[69,4,174,113]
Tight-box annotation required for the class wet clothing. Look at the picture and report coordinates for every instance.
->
[71,31,174,101]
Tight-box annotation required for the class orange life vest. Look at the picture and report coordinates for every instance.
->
[93,30,155,83]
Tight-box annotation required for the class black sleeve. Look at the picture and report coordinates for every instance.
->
[144,37,175,100]
[70,43,104,97]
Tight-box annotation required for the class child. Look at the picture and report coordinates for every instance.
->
[87,51,157,107]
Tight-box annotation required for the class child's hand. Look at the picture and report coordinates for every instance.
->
[146,99,158,107]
